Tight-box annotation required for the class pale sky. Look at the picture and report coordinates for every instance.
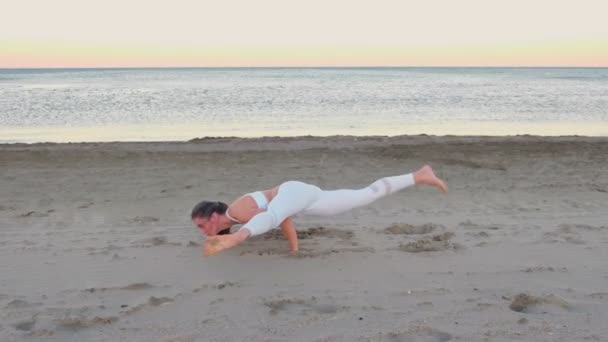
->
[1,0,607,67]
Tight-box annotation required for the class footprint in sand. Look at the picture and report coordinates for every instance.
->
[126,216,160,224]
[187,241,201,247]
[587,292,608,301]
[240,227,375,258]
[521,266,568,273]
[0,204,18,211]
[131,236,180,248]
[543,225,589,245]
[287,246,376,258]
[416,301,434,309]
[77,202,94,209]
[240,226,371,257]
[18,211,48,218]
[459,220,501,231]
[259,226,354,241]
[148,296,174,306]
[440,157,506,171]
[383,223,441,235]
[5,299,42,309]
[83,282,157,293]
[548,224,608,245]
[376,327,452,342]
[192,281,239,293]
[397,232,463,253]
[13,318,37,332]
[508,293,571,313]
[263,297,348,316]
[121,296,176,315]
[559,223,607,231]
[54,315,118,330]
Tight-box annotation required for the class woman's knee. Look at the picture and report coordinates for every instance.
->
[242,210,280,236]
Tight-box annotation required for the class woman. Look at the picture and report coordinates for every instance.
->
[192,164,448,256]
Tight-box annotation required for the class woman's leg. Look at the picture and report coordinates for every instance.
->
[240,181,322,236]
[204,181,321,256]
[301,165,446,216]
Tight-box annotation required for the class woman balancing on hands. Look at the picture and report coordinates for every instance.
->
[191,165,448,256]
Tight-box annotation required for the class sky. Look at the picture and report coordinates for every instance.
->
[1,0,607,68]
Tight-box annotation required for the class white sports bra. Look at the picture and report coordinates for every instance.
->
[225,191,269,224]
[247,191,269,210]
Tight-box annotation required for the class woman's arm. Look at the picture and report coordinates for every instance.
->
[280,217,298,253]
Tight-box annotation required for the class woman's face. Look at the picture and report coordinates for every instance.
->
[193,214,219,236]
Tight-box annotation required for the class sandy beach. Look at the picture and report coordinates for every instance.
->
[1,134,607,341]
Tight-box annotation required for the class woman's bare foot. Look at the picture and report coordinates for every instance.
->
[203,234,243,256]
[413,165,448,193]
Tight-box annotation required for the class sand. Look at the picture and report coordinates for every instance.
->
[1,134,607,341]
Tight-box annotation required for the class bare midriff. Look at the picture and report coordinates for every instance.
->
[227,186,279,224]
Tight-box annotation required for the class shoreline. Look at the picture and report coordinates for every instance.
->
[2,133,608,149]
[2,120,607,144]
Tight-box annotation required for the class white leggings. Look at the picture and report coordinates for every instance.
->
[241,173,416,236]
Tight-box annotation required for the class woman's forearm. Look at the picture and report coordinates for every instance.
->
[280,217,298,252]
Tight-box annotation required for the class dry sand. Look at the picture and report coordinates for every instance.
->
[1,134,607,341]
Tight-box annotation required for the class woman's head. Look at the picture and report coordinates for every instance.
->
[191,201,230,236]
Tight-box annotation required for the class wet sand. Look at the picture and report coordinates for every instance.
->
[1,134,607,341]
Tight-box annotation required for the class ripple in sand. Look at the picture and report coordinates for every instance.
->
[383,223,441,235]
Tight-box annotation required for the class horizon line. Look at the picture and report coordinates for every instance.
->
[2,65,608,70]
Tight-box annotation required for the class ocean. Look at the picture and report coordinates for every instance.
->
[1,67,607,142]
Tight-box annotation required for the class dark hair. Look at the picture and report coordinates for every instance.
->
[191,201,231,235]
[191,201,228,220]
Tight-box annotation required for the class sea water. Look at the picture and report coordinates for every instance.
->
[1,67,607,142]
